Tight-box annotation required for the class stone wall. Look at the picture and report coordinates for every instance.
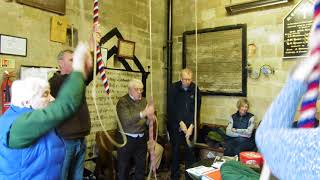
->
[0,0,311,145]
[0,0,166,135]
[0,0,315,172]
[172,0,303,126]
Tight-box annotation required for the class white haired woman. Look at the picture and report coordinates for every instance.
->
[0,43,92,179]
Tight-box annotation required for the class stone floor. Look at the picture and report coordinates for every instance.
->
[149,165,186,180]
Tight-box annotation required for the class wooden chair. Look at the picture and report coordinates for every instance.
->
[95,130,117,180]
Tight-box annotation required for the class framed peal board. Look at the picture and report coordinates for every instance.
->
[17,0,66,15]
[182,24,247,96]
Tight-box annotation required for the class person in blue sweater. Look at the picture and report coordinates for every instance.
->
[256,55,320,179]
[0,42,92,180]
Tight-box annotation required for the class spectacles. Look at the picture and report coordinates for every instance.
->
[134,88,144,93]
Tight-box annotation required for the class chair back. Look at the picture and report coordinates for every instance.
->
[95,130,117,180]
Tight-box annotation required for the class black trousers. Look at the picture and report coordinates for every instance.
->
[169,130,196,180]
[117,135,147,180]
[223,137,255,156]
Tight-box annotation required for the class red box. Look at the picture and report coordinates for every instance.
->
[240,151,263,167]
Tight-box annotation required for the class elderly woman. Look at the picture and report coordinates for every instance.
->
[0,43,91,179]
[224,98,256,156]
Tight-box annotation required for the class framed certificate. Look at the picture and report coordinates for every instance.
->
[117,39,135,59]
[0,34,27,57]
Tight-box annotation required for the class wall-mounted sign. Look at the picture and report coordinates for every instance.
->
[1,57,15,68]
[0,34,27,57]
[50,16,68,43]
[283,0,313,59]
[117,39,135,59]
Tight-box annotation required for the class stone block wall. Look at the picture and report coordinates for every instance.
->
[172,0,302,126]
[0,0,166,132]
[0,0,310,142]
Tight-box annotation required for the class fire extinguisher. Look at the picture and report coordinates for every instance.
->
[1,73,12,114]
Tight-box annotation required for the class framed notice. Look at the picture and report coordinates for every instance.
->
[17,0,66,15]
[20,66,58,80]
[117,39,135,59]
[0,34,27,57]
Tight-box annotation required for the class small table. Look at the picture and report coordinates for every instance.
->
[187,157,262,180]
[187,158,216,180]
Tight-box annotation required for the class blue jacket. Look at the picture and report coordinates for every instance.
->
[167,81,201,132]
[0,106,65,180]
[231,112,254,129]
[226,111,255,138]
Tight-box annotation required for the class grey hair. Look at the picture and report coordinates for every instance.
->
[180,68,193,78]
[128,79,143,89]
[236,98,250,110]
[57,49,73,61]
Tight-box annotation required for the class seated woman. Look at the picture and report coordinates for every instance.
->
[224,98,256,156]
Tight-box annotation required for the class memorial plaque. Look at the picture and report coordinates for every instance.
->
[283,0,313,59]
